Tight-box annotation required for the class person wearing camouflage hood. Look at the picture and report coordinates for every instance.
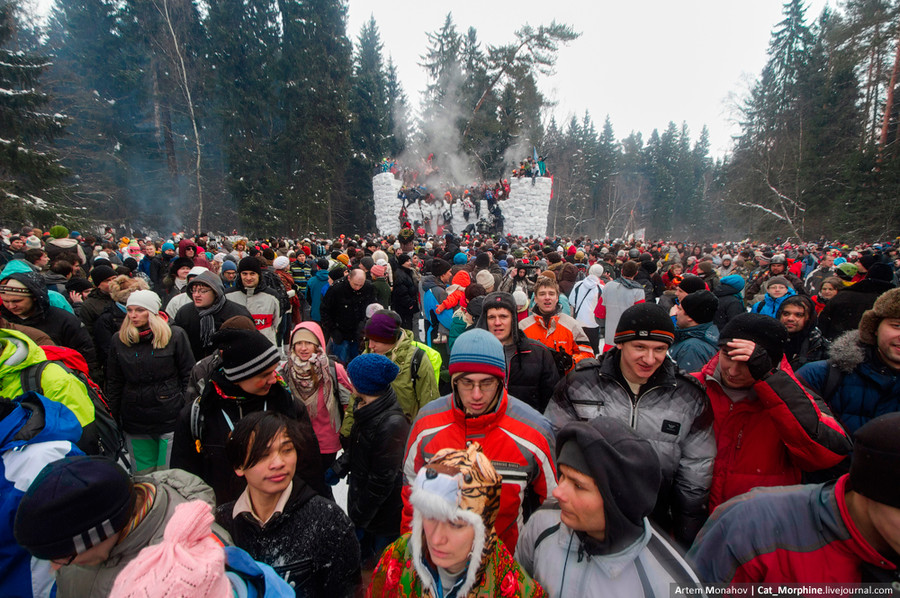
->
[369,443,546,597]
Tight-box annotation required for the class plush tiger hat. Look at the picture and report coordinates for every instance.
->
[409,442,502,596]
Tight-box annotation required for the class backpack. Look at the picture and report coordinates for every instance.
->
[21,347,131,473]
[410,341,442,389]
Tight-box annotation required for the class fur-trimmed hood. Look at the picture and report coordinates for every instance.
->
[828,330,868,373]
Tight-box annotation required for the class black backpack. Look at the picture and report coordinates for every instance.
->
[20,360,131,473]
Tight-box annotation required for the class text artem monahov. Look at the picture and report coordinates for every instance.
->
[671,584,898,596]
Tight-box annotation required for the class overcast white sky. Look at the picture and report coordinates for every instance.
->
[34,0,831,157]
[346,0,831,157]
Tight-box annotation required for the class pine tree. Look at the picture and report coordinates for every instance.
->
[0,0,67,225]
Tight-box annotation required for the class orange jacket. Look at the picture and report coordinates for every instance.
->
[519,310,594,369]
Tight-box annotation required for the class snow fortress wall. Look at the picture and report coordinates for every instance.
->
[372,172,552,238]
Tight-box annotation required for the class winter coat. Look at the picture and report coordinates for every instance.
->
[797,330,900,436]
[401,390,557,553]
[0,329,97,449]
[321,276,376,343]
[544,350,714,545]
[178,238,211,268]
[783,325,829,371]
[137,255,165,291]
[93,302,126,367]
[421,274,450,337]
[746,269,806,299]
[0,315,54,346]
[818,278,895,341]
[713,275,746,331]
[369,531,544,598]
[568,275,602,329]
[227,277,282,346]
[392,266,419,319]
[43,272,68,296]
[170,370,325,504]
[599,277,646,347]
[216,481,361,597]
[55,468,226,598]
[306,269,331,322]
[688,475,896,584]
[519,306,593,371]
[750,286,796,318]
[372,275,392,308]
[1,259,74,314]
[105,325,195,435]
[804,265,835,295]
[517,509,701,598]
[1,393,83,598]
[669,322,719,374]
[694,354,851,511]
[333,387,410,535]
[341,328,440,437]
[0,270,98,376]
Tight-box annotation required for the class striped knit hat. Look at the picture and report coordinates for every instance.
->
[449,329,506,380]
[614,303,675,346]
[213,328,280,382]
[14,456,134,560]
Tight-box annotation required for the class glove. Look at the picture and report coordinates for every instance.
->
[324,468,341,486]
[746,344,775,380]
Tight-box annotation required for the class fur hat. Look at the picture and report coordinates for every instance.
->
[859,287,900,345]
[108,275,149,304]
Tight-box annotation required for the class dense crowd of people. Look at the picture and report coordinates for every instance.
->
[1,223,899,597]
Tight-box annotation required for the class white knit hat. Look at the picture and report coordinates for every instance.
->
[273,256,290,270]
[126,290,161,315]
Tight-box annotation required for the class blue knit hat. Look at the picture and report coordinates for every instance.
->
[453,252,468,265]
[719,274,745,292]
[449,328,506,379]
[161,241,175,252]
[222,260,236,272]
[347,353,399,396]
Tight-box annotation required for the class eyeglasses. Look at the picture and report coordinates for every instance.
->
[51,554,77,567]
[456,377,500,393]
[191,287,212,295]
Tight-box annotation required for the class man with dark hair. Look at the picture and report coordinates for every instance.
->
[777,294,829,370]
[693,313,851,512]
[546,303,714,546]
[689,412,900,585]
[226,257,281,346]
[173,271,252,359]
[477,291,560,413]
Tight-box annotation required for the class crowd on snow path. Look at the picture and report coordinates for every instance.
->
[1,223,899,597]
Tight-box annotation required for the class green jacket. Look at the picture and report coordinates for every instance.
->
[55,469,228,598]
[0,329,94,427]
[340,329,439,437]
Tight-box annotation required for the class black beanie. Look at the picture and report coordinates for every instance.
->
[431,258,452,278]
[213,328,280,383]
[14,456,134,560]
[238,256,262,275]
[89,265,117,286]
[614,303,675,346]
[681,290,718,324]
[849,412,900,509]
[474,252,491,269]
[556,418,662,553]
[677,275,706,294]
[718,313,788,364]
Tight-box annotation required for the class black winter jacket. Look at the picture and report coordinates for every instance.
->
[105,326,195,435]
[391,266,419,319]
[818,279,895,341]
[332,388,409,536]
[713,285,746,331]
[79,288,115,335]
[170,370,326,504]
[320,277,376,342]
[215,480,361,597]
[93,303,126,367]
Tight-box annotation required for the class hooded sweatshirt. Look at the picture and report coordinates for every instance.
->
[178,238,211,268]
[173,271,253,359]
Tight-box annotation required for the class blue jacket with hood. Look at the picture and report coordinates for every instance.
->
[1,392,83,598]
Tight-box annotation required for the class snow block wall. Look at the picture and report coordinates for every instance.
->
[372,172,552,238]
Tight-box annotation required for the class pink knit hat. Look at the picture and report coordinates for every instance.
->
[109,501,229,598]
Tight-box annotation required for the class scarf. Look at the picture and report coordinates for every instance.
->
[174,277,187,290]
[287,352,341,432]
[117,482,157,545]
[198,291,227,349]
